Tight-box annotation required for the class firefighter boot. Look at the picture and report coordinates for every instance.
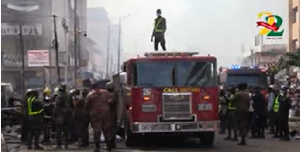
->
[103,140,116,151]
[237,137,246,146]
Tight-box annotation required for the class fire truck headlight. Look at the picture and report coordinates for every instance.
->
[197,103,212,111]
[141,104,157,112]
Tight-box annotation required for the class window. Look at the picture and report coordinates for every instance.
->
[133,61,217,87]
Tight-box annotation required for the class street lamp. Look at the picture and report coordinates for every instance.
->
[117,13,136,73]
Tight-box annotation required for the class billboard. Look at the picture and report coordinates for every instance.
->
[27,50,49,67]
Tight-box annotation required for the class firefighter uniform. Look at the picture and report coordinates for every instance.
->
[151,9,167,51]
[42,87,53,143]
[85,86,115,152]
[25,90,44,150]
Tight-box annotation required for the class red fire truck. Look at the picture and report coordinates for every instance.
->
[115,52,219,146]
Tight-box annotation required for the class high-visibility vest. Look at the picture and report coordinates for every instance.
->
[228,100,236,110]
[273,94,282,112]
[27,97,43,115]
[154,18,164,33]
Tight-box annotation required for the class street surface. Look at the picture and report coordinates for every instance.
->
[6,133,300,152]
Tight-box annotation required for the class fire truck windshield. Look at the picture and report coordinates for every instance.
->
[133,61,217,87]
[225,74,268,89]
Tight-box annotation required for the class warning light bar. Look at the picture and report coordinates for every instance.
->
[230,65,241,69]
[144,52,199,57]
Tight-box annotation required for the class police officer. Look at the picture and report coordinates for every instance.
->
[53,85,69,149]
[273,88,283,138]
[41,87,53,143]
[235,83,250,145]
[224,87,238,141]
[151,9,167,51]
[86,82,115,152]
[279,86,291,141]
[25,89,44,150]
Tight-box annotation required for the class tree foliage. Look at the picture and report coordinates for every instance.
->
[276,48,300,71]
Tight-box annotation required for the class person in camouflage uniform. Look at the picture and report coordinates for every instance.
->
[74,88,90,147]
[53,85,69,150]
[85,82,115,152]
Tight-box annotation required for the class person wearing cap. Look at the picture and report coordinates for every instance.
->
[151,9,167,51]
[273,88,283,138]
[234,83,250,145]
[85,82,115,152]
[224,87,238,141]
[53,85,69,150]
[251,87,266,138]
[24,89,44,150]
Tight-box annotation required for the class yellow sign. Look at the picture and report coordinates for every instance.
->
[163,88,200,93]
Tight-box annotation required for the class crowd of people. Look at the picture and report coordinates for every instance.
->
[219,83,292,146]
[21,81,117,152]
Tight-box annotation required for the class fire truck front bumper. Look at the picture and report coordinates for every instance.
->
[131,121,218,133]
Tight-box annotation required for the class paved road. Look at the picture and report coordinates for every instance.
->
[7,133,300,152]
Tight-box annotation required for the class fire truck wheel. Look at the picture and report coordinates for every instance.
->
[199,132,215,146]
[125,129,139,147]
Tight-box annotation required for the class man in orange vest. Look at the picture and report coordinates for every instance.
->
[151,9,167,51]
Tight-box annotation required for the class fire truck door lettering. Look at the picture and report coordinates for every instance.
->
[163,88,200,93]
[163,88,179,92]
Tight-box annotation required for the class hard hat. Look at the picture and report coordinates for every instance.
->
[54,87,59,95]
[43,87,51,95]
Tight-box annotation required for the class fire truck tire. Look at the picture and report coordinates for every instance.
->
[199,132,215,146]
[125,129,139,147]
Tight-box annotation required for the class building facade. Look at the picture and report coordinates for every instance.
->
[288,0,300,52]
[1,0,88,93]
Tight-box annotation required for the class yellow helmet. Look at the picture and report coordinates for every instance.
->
[43,87,51,95]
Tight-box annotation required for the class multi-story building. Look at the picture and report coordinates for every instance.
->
[1,0,88,93]
[87,7,120,79]
[242,35,286,67]
[288,0,300,52]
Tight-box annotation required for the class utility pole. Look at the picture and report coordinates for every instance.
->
[62,17,69,85]
[106,25,110,78]
[74,0,78,88]
[117,18,121,73]
[52,15,61,84]
[19,25,26,95]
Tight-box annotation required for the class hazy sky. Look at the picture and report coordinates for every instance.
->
[87,0,288,67]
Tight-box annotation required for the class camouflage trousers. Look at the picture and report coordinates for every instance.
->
[91,115,114,143]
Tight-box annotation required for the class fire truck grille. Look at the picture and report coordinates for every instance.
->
[162,93,192,120]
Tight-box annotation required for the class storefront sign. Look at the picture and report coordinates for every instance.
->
[1,23,42,36]
[1,54,22,67]
[27,50,49,67]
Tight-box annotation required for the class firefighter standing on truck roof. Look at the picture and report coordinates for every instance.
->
[151,9,167,51]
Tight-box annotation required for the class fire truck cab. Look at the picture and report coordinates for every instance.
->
[116,52,219,146]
